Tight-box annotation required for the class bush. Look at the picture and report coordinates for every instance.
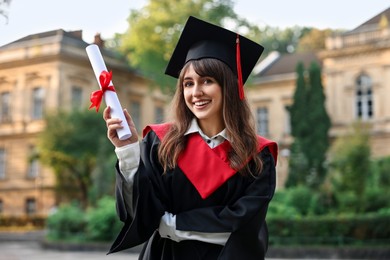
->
[268,191,300,218]
[45,197,124,242]
[268,212,390,246]
[335,191,360,213]
[362,187,390,213]
[285,186,314,216]
[86,196,122,241]
[46,202,87,241]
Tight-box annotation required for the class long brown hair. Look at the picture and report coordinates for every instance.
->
[158,58,263,176]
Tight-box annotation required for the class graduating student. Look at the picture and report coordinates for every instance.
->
[103,16,278,260]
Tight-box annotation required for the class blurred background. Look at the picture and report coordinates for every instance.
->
[0,0,389,259]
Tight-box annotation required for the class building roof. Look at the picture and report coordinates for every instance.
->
[0,29,87,50]
[254,51,321,78]
[0,28,135,73]
[3,29,85,46]
[349,7,390,33]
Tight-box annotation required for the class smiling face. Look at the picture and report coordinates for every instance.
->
[182,63,224,132]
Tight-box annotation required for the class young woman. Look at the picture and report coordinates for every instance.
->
[103,16,278,260]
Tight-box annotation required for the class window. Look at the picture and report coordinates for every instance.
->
[71,86,83,109]
[356,74,373,120]
[26,198,36,215]
[0,92,11,122]
[256,107,269,136]
[0,149,5,180]
[27,146,39,179]
[32,87,45,119]
[155,106,164,124]
[130,101,141,132]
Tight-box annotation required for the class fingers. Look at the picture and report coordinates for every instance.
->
[104,107,138,146]
[103,106,111,121]
[104,106,123,128]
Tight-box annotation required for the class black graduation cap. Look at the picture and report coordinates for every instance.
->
[165,16,264,99]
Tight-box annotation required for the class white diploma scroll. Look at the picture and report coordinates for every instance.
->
[86,44,132,140]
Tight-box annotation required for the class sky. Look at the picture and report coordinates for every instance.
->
[0,0,389,47]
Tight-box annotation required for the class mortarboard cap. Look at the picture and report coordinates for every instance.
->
[165,16,264,99]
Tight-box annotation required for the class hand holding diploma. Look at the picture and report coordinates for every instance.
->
[103,106,139,148]
[86,44,132,141]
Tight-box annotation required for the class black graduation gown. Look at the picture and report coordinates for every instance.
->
[108,125,277,260]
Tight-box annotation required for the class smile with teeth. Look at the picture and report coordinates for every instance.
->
[194,100,211,107]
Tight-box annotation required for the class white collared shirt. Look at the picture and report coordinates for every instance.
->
[184,118,229,148]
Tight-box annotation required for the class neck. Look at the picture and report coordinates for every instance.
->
[197,118,225,137]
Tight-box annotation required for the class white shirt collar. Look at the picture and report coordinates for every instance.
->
[184,118,229,142]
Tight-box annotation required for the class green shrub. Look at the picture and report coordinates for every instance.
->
[268,202,300,218]
[362,187,390,213]
[335,191,360,213]
[285,185,313,216]
[86,196,122,241]
[46,202,87,241]
[268,212,390,246]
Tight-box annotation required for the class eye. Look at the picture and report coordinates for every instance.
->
[183,80,193,88]
[203,78,214,85]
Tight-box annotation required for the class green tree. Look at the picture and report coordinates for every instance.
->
[304,62,331,187]
[287,62,331,188]
[287,62,310,186]
[296,28,332,52]
[118,0,261,92]
[37,109,113,208]
[290,62,308,139]
[259,26,312,54]
[328,122,371,212]
[88,139,117,206]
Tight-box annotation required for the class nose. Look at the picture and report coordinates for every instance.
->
[193,84,203,97]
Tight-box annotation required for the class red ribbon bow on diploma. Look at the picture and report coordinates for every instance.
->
[89,70,116,112]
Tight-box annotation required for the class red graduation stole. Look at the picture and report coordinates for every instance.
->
[143,123,278,199]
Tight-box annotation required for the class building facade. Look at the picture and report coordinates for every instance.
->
[248,7,390,188]
[0,30,168,217]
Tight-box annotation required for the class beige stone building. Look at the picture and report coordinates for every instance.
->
[0,30,168,217]
[248,7,390,188]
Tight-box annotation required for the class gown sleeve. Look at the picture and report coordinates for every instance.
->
[108,131,168,254]
[113,142,140,220]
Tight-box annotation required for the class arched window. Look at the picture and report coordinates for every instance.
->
[356,74,373,120]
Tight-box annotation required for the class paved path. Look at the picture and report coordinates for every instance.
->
[0,241,139,260]
[0,241,317,260]
[0,240,370,260]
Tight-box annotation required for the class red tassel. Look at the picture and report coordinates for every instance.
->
[236,34,244,100]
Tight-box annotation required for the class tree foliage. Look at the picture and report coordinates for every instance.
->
[287,62,331,188]
[296,28,332,52]
[37,109,114,208]
[118,0,265,92]
[259,26,312,54]
[328,123,371,198]
[112,0,341,93]
[290,62,309,138]
[305,62,331,185]
[287,62,310,186]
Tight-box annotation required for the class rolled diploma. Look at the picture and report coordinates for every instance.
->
[86,44,132,140]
